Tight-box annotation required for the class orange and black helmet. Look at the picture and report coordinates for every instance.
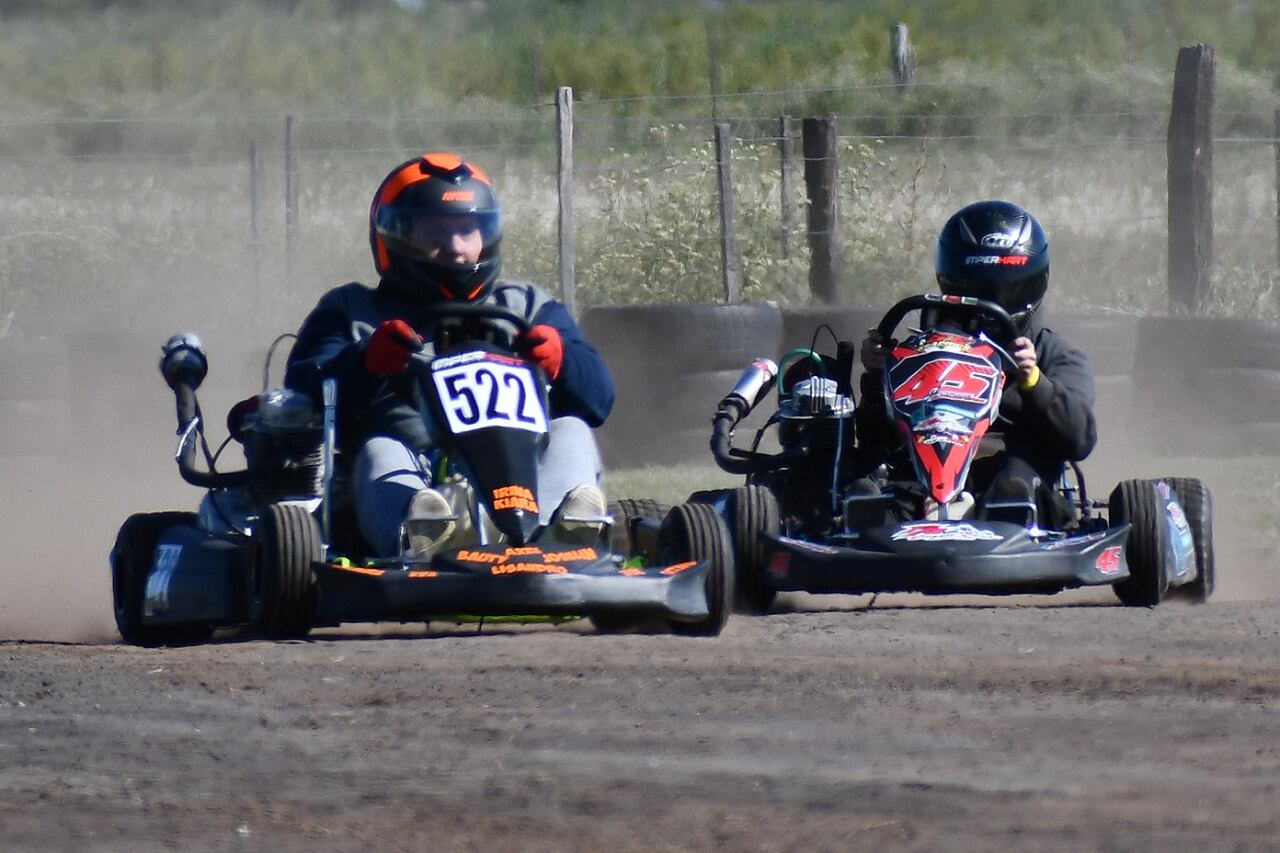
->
[370,152,502,303]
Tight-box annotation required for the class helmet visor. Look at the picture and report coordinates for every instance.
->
[374,207,502,268]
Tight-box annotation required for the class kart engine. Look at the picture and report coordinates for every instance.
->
[777,375,856,458]
[240,388,325,502]
[774,375,858,531]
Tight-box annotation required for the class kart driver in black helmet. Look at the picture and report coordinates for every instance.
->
[284,152,614,557]
[856,200,1096,527]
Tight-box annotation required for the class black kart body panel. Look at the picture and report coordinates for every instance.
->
[762,521,1134,596]
[314,546,711,623]
[143,524,252,625]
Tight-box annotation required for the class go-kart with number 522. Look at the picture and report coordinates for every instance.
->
[110,303,732,644]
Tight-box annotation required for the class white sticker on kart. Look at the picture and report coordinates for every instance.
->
[432,356,548,435]
[143,543,182,616]
[891,522,1003,542]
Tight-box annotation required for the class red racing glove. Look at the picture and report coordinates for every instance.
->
[364,319,424,376]
[519,324,564,380]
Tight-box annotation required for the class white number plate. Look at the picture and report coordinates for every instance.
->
[431,355,548,435]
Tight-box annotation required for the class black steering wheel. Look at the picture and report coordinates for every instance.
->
[876,294,1020,373]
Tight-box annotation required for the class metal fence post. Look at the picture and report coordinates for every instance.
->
[779,115,797,260]
[714,122,741,303]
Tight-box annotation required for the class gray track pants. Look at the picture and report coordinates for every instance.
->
[352,416,603,557]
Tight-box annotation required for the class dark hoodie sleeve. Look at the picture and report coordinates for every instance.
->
[531,300,615,427]
[283,287,379,418]
[1010,330,1097,462]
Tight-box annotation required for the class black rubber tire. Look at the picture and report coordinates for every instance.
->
[659,501,734,636]
[1039,312,1140,377]
[781,305,884,354]
[605,497,671,558]
[592,498,674,634]
[1136,315,1280,371]
[1163,477,1215,603]
[1109,479,1171,607]
[251,503,320,639]
[111,512,213,646]
[727,485,780,614]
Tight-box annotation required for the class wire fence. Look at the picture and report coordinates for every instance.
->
[2,70,1279,347]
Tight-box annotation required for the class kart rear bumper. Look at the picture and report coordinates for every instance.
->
[763,523,1132,596]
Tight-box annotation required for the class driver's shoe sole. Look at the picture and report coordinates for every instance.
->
[551,484,608,546]
[402,488,457,558]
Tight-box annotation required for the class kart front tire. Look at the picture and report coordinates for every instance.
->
[1163,477,1215,603]
[1109,479,1171,607]
[251,503,320,639]
[111,512,212,646]
[727,485,780,614]
[660,501,734,636]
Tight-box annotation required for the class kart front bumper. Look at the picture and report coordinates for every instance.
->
[763,522,1132,596]
[313,552,713,624]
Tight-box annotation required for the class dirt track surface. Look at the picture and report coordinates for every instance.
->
[3,595,1279,853]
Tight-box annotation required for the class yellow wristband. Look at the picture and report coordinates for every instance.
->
[1018,364,1041,390]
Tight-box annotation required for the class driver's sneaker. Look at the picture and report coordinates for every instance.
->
[550,484,608,546]
[401,487,457,558]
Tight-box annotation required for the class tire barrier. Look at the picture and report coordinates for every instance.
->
[581,303,784,468]
[780,304,884,356]
[1133,316,1280,456]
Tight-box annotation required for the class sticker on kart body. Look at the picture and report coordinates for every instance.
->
[779,537,840,554]
[1094,546,1123,574]
[660,561,697,576]
[891,522,1003,542]
[432,356,548,436]
[143,543,183,616]
[1038,531,1108,551]
[491,485,539,514]
[491,562,568,576]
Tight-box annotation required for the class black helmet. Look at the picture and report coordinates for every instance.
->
[934,200,1049,333]
[370,152,502,303]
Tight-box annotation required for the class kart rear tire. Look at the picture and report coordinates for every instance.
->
[591,499,673,633]
[1109,479,1171,607]
[660,501,734,636]
[111,512,213,646]
[1163,477,1215,603]
[604,497,670,563]
[251,503,320,639]
[727,485,780,614]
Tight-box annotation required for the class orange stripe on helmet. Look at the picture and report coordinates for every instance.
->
[422,152,463,173]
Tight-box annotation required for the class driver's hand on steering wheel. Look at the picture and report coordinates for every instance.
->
[1011,336,1040,388]
[860,330,893,374]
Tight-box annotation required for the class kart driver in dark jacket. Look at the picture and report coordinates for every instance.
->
[285,152,614,557]
[856,200,1096,527]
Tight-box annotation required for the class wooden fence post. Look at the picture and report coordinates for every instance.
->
[556,86,576,316]
[890,23,916,93]
[779,115,797,260]
[249,141,264,289]
[285,114,300,293]
[1167,44,1214,312]
[714,122,741,303]
[803,115,843,304]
